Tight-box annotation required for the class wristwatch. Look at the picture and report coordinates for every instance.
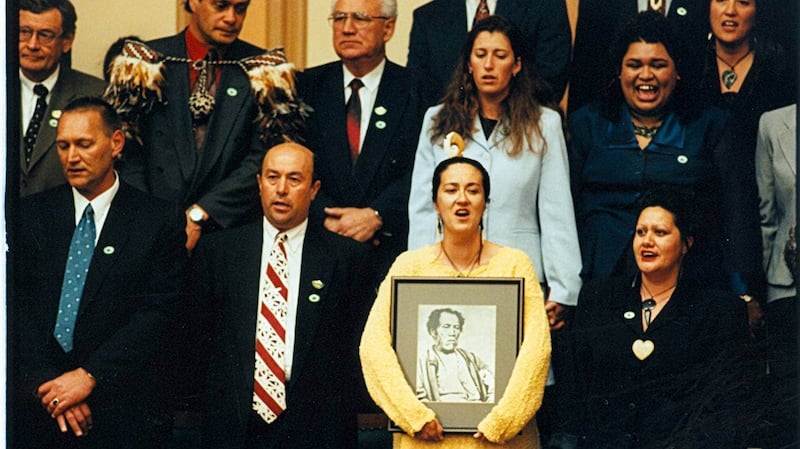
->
[188,205,206,224]
[739,294,754,303]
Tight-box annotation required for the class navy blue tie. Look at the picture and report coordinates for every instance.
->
[24,84,49,167]
[54,204,96,352]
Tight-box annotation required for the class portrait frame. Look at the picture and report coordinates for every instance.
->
[389,277,524,433]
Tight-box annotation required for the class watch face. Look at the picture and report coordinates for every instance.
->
[190,208,204,222]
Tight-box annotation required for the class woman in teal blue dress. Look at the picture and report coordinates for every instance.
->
[568,12,756,294]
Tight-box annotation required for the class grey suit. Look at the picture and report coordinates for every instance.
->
[754,104,798,449]
[19,68,106,197]
[756,104,796,302]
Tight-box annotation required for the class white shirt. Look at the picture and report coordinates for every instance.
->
[637,0,674,14]
[20,66,59,133]
[465,0,498,30]
[259,217,308,381]
[343,59,386,152]
[71,171,120,246]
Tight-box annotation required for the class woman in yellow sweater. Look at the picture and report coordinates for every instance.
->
[360,156,551,448]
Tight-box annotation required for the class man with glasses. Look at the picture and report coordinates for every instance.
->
[297,0,426,436]
[18,0,106,197]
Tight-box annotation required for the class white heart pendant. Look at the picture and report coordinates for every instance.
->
[632,339,655,360]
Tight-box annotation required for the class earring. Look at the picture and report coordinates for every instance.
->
[436,216,443,238]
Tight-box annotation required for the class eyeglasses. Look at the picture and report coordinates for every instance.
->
[328,11,391,28]
[19,28,62,45]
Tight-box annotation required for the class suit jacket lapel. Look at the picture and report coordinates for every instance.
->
[354,61,408,192]
[443,0,469,60]
[80,185,134,309]
[45,188,78,323]
[778,109,797,176]
[288,226,338,392]
[315,66,354,193]
[161,33,197,188]
[25,72,70,173]
[234,224,265,393]
[192,42,253,195]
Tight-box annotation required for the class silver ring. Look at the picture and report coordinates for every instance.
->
[52,398,59,406]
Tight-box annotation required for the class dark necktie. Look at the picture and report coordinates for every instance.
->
[473,0,491,27]
[253,233,288,423]
[346,79,364,162]
[648,0,666,15]
[54,204,96,353]
[24,83,49,167]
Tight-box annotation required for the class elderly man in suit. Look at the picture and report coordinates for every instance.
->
[18,0,106,197]
[299,0,424,298]
[106,0,305,252]
[13,97,187,449]
[193,142,368,449]
[755,104,797,448]
[407,0,571,107]
[569,0,709,113]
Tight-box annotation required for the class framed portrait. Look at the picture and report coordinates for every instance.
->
[389,277,524,433]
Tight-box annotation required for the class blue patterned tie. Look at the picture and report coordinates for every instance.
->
[54,204,96,352]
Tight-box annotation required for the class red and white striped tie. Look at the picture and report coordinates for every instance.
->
[253,233,288,423]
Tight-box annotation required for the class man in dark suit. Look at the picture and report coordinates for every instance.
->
[193,142,368,449]
[107,0,303,251]
[18,0,106,197]
[568,0,709,113]
[407,0,571,106]
[299,0,424,296]
[13,97,187,449]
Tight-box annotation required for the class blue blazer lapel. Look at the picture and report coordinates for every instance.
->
[288,226,338,391]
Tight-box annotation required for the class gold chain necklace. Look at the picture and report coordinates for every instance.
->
[440,240,483,277]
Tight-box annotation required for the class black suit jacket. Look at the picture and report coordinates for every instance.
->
[19,67,106,197]
[14,182,187,448]
[569,0,709,113]
[557,276,750,447]
[118,31,266,228]
[298,60,424,291]
[408,0,571,106]
[194,220,369,449]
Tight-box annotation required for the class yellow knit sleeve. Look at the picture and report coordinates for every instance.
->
[359,251,438,437]
[477,250,552,443]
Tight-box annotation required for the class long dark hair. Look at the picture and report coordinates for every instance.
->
[431,15,554,156]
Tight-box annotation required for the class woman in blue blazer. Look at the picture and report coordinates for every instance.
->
[408,16,582,323]
[568,12,750,293]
